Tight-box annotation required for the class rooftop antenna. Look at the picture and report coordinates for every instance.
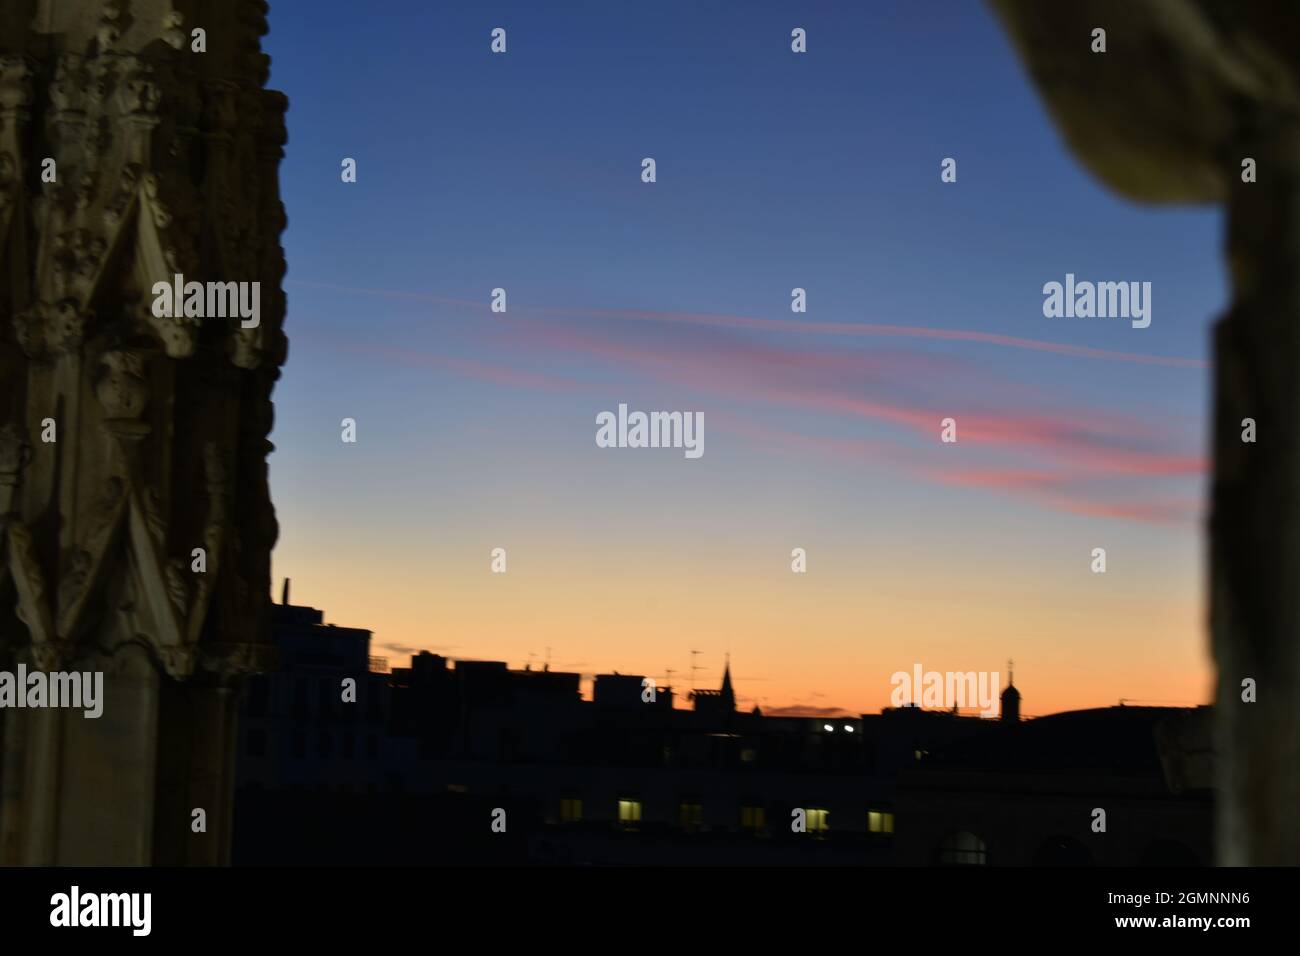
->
[690,650,702,692]
[665,667,676,689]
[545,646,551,672]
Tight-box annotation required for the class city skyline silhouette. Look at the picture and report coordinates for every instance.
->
[264,1,1215,718]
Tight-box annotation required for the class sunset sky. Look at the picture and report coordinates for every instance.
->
[261,2,1222,717]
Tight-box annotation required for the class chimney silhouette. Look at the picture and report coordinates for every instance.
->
[281,577,290,605]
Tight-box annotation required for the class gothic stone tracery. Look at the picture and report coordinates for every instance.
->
[0,0,285,865]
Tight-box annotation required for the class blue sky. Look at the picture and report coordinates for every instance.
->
[258,1,1223,714]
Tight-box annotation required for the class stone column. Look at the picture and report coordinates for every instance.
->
[1211,121,1300,865]
[0,0,285,865]
[988,0,1300,864]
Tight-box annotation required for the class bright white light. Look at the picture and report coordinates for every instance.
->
[823,723,834,732]
[843,724,854,732]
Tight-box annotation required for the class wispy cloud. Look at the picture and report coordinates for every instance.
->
[377,643,460,656]
[501,317,1204,480]
[292,283,1204,525]
[708,411,1201,525]
[762,705,856,718]
[288,279,1208,368]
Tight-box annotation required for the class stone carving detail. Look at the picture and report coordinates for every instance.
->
[0,151,17,218]
[95,349,149,421]
[201,639,278,681]
[0,3,287,684]
[0,56,32,113]
[0,422,30,505]
[58,551,94,619]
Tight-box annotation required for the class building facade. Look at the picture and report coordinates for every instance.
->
[234,592,1212,865]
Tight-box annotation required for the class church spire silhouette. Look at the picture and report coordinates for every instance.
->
[1001,659,1021,722]
[720,654,735,710]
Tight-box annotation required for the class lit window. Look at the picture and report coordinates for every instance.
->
[560,797,583,823]
[617,798,642,826]
[740,805,766,830]
[679,801,704,830]
[806,808,830,832]
[868,810,895,834]
[938,830,987,865]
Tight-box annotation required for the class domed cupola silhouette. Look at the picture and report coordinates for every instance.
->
[1001,660,1021,722]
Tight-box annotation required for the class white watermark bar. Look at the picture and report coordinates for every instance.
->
[0,665,104,718]
[890,663,1002,718]
[50,886,151,936]
[1042,273,1152,328]
[595,403,704,459]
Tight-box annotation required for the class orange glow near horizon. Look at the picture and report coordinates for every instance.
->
[272,511,1213,718]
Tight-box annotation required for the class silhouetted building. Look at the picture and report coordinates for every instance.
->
[894,706,1213,866]
[690,656,736,718]
[594,674,674,710]
[233,592,1212,865]
[237,592,395,796]
[1001,664,1021,723]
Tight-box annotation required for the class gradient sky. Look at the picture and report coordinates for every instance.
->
[261,1,1223,717]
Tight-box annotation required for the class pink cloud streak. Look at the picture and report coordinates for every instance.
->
[287,279,1208,369]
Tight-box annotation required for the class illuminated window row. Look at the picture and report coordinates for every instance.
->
[558,800,894,835]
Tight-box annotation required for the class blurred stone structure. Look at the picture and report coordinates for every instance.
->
[0,0,286,863]
[990,0,1300,864]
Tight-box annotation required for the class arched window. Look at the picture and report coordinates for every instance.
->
[937,830,988,865]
